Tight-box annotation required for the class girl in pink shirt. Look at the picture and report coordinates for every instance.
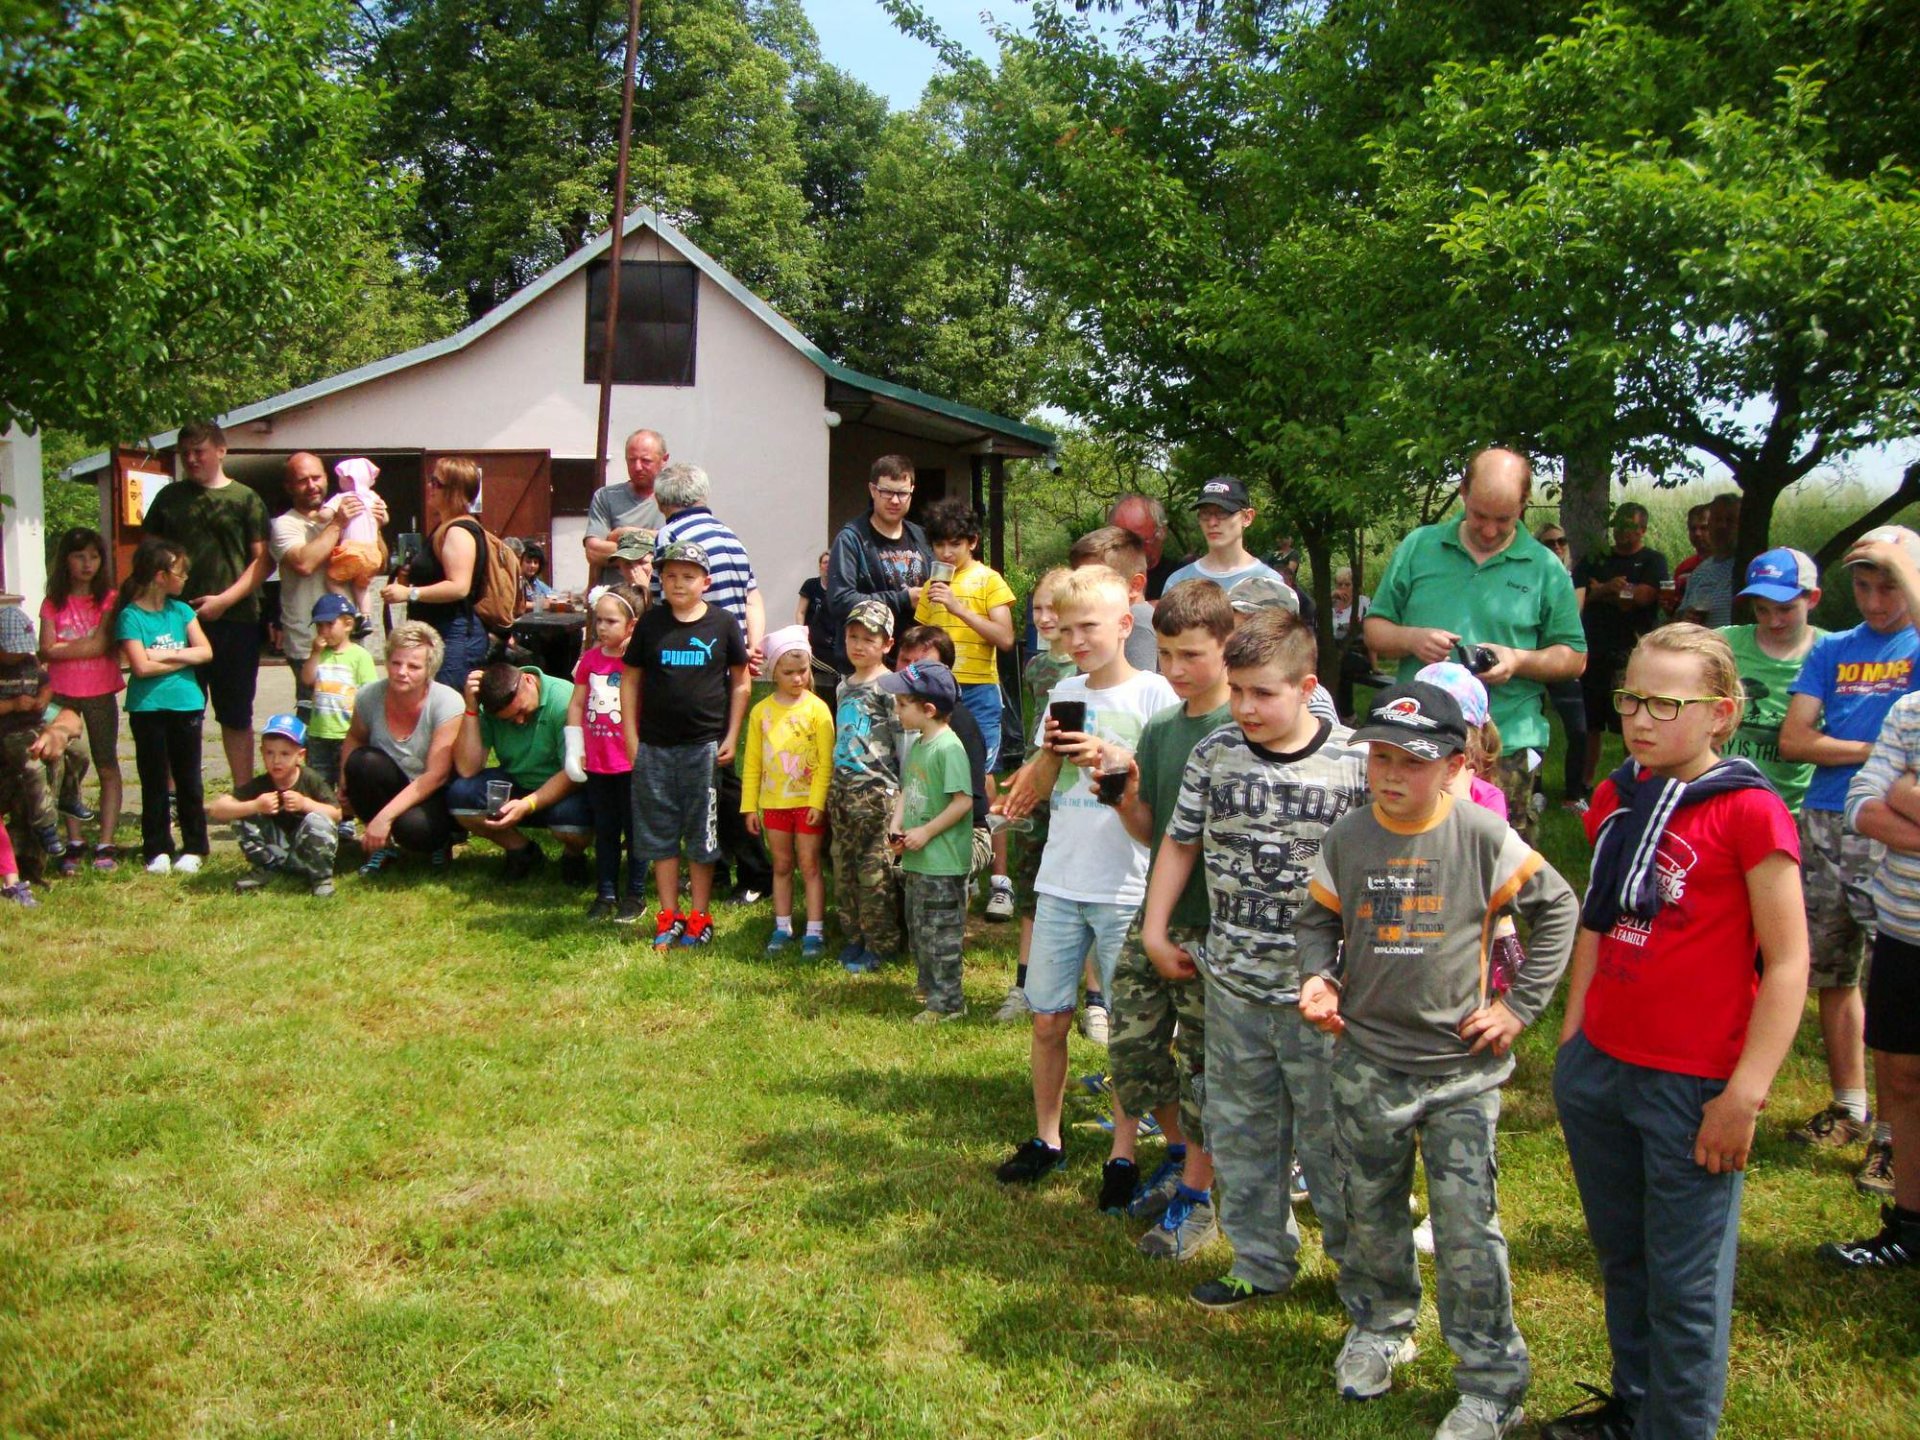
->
[567,584,645,921]
[38,528,124,870]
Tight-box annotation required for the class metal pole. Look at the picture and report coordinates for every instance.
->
[593,0,643,486]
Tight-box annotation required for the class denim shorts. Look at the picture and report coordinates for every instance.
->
[1023,893,1133,1014]
[631,741,721,863]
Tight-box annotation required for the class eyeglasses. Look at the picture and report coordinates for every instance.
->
[872,486,913,500]
[1612,689,1722,721]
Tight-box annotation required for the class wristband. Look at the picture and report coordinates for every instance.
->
[464,708,479,718]
[525,794,538,815]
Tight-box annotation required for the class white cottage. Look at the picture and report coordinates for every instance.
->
[63,210,1053,607]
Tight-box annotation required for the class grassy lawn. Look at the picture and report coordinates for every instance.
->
[3,775,1917,1436]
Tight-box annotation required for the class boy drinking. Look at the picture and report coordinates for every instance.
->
[1779,525,1920,1189]
[300,594,377,810]
[880,659,975,1021]
[1719,548,1823,814]
[621,540,751,948]
[829,599,905,972]
[1142,606,1370,1296]
[995,566,1176,1184]
[209,713,341,897]
[1101,581,1237,1259]
[913,498,1016,767]
[1298,681,1576,1437]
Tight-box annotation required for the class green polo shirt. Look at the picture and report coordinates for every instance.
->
[1371,517,1585,752]
[480,669,574,788]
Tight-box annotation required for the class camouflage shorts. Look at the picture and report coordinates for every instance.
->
[1492,753,1538,845]
[906,870,968,1014]
[1800,807,1879,988]
[1108,921,1207,1145]
[235,811,338,882]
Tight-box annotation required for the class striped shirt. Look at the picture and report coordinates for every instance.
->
[1845,691,1920,944]
[651,507,759,627]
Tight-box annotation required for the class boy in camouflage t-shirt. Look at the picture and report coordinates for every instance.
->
[829,600,906,971]
[1142,609,1369,1310]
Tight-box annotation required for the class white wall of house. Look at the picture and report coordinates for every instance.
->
[236,230,832,618]
[0,425,46,606]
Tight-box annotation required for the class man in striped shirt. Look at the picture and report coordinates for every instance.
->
[648,461,773,902]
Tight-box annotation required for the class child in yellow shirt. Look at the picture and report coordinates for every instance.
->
[742,626,835,954]
[914,498,1015,768]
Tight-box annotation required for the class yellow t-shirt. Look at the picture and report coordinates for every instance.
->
[913,559,1015,685]
[740,689,835,813]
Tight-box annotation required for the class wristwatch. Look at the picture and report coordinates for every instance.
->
[408,586,419,604]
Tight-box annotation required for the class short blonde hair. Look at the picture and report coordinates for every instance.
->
[1030,566,1072,612]
[385,620,446,681]
[1631,623,1746,744]
[1051,564,1133,618]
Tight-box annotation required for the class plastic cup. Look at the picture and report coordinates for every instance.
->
[484,779,512,818]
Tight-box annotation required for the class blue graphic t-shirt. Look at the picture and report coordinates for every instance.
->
[832,674,903,793]
[624,601,747,748]
[1790,620,1920,812]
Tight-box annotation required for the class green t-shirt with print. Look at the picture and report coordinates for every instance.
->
[1721,623,1824,813]
[901,725,972,877]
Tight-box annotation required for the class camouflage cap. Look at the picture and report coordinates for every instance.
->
[1227,574,1299,615]
[845,597,895,639]
[611,529,657,561]
[656,539,711,572]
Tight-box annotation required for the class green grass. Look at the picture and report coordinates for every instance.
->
[3,759,1917,1437]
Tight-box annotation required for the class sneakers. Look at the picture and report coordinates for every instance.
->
[800,934,824,957]
[1097,1157,1139,1213]
[653,911,686,948]
[1080,1001,1111,1046]
[1789,1102,1872,1148]
[1412,1215,1436,1255]
[984,876,1016,921]
[586,896,619,921]
[992,984,1032,1022]
[336,818,357,844]
[766,927,795,953]
[1,881,35,907]
[58,852,83,878]
[1435,1394,1524,1439]
[911,1006,964,1025]
[34,826,67,859]
[679,911,715,945]
[838,940,867,972]
[59,795,98,821]
[173,853,202,876]
[996,1137,1065,1185]
[502,844,546,883]
[1560,797,1590,816]
[1127,1156,1185,1221]
[857,947,891,971]
[359,846,402,877]
[559,851,591,887]
[1137,1191,1218,1261]
[1856,1140,1896,1198]
[1189,1274,1283,1311]
[1335,1326,1417,1400]
[93,844,118,872]
[234,871,272,894]
[613,898,646,925]
[1289,1158,1310,1204]
[1539,1384,1635,1439]
[1817,1205,1919,1269]
[146,853,173,875]
[311,878,335,899]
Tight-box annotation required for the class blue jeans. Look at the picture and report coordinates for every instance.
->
[1553,1032,1742,1439]
[432,609,491,691]
[958,682,1003,770]
[447,767,593,836]
[1023,893,1131,1013]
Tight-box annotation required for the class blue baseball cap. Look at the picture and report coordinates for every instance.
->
[1738,547,1819,603]
[261,713,308,746]
[878,659,960,715]
[311,593,358,623]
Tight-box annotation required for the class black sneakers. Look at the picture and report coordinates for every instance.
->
[1817,1205,1920,1270]
[996,1138,1065,1185]
[1097,1157,1139,1214]
[1539,1384,1635,1440]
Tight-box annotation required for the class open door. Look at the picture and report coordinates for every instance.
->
[424,450,551,552]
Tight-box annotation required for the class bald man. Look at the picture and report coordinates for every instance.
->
[1108,493,1182,601]
[585,428,669,584]
[1364,447,1586,837]
[269,451,388,714]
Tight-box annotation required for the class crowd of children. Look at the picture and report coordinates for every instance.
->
[8,489,1920,1440]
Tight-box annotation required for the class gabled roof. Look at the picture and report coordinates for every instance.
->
[64,207,1054,478]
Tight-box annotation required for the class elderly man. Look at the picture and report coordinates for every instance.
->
[1364,447,1586,838]
[1108,493,1181,602]
[647,461,773,903]
[141,420,274,783]
[270,452,388,714]
[448,660,593,884]
[585,428,669,584]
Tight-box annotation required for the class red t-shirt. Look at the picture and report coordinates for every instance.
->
[1581,780,1800,1079]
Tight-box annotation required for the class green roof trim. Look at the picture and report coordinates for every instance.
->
[63,208,1053,479]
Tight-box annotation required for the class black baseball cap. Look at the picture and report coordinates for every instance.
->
[1193,476,1252,512]
[1350,681,1468,760]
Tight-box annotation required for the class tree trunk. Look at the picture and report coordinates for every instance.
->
[1302,523,1338,680]
[1559,444,1611,564]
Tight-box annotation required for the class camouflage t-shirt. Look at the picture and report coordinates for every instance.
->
[832,674,902,793]
[1168,718,1369,1007]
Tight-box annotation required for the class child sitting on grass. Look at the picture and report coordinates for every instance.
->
[0,604,63,868]
[741,626,834,955]
[1299,680,1576,1439]
[208,713,342,897]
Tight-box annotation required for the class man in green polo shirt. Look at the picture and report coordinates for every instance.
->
[450,661,593,884]
[1363,447,1586,839]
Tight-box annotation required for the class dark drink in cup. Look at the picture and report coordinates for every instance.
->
[1048,699,1087,748]
[1096,768,1127,805]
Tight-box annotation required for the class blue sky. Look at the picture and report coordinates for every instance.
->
[802,0,1001,109]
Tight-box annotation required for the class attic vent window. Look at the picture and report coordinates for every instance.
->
[584,259,698,386]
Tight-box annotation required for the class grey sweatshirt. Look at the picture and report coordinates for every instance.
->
[1298,792,1577,1077]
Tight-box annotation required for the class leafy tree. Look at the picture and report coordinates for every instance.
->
[0,0,410,439]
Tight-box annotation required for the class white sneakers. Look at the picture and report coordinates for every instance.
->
[1080,1002,1111,1046]
[174,854,202,875]
[146,853,201,876]
[146,854,171,875]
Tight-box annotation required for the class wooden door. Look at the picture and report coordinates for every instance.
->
[424,450,551,549]
[109,446,175,583]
